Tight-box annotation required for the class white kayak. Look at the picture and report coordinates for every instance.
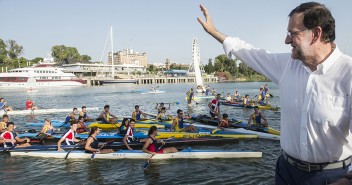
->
[11,148,262,159]
[0,107,99,115]
[191,123,280,141]
[141,90,166,94]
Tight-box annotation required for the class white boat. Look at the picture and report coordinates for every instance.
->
[0,56,86,88]
[0,107,99,115]
[10,148,262,159]
[141,90,166,94]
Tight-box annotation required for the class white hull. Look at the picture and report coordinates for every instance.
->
[0,81,85,88]
[0,107,99,115]
[11,149,262,159]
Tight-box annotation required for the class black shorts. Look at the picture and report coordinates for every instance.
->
[210,111,216,117]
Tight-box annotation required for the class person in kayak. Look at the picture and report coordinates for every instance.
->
[40,118,57,135]
[0,122,31,148]
[76,116,88,133]
[155,102,170,114]
[186,88,194,106]
[131,105,147,121]
[25,97,37,110]
[80,106,93,122]
[97,105,118,124]
[65,108,78,124]
[119,118,129,134]
[233,91,240,101]
[225,93,232,103]
[208,94,221,119]
[155,107,172,121]
[218,113,229,129]
[170,109,197,132]
[57,122,81,151]
[85,126,114,154]
[243,95,250,106]
[123,119,137,150]
[0,98,13,112]
[0,115,9,133]
[142,125,178,154]
[248,106,268,128]
[205,85,210,96]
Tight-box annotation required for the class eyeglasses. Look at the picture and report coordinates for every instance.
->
[179,112,183,114]
[287,29,308,39]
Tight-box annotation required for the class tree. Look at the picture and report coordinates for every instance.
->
[0,39,7,64]
[81,55,92,61]
[51,45,81,63]
[214,54,238,77]
[204,58,215,74]
[6,39,23,60]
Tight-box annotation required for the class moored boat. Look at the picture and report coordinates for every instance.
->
[10,148,262,159]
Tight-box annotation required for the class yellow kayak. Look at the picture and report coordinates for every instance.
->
[87,122,165,129]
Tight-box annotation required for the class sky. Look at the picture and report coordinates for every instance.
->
[1,0,352,64]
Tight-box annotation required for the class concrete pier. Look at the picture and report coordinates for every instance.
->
[83,76,218,86]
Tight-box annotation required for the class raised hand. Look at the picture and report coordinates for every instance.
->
[197,4,227,44]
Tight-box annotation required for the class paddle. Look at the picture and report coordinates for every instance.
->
[18,129,37,133]
[91,140,114,160]
[192,99,199,105]
[64,138,87,159]
[143,144,164,170]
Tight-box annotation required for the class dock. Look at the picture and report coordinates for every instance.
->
[84,75,218,86]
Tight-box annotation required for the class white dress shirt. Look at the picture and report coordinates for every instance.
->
[223,37,352,163]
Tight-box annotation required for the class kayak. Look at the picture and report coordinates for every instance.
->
[0,107,99,116]
[18,129,256,140]
[220,102,280,111]
[191,114,280,136]
[1,137,239,152]
[11,148,262,159]
[141,90,165,94]
[87,122,165,129]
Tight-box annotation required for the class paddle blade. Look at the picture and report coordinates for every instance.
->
[143,160,150,170]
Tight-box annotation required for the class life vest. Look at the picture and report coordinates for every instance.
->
[62,129,76,145]
[0,131,16,148]
[125,126,134,143]
[251,113,262,125]
[132,111,142,120]
[147,136,163,153]
[243,98,249,105]
[101,112,110,123]
[0,121,7,130]
[89,136,99,149]
[76,121,86,133]
[210,99,220,112]
[42,125,54,135]
[174,117,184,132]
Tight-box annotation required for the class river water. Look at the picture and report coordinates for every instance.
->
[0,82,281,185]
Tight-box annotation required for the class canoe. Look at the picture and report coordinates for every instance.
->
[87,122,165,129]
[10,148,262,159]
[0,107,99,116]
[191,114,280,136]
[18,129,256,141]
[1,137,239,152]
[220,102,280,111]
[140,90,165,94]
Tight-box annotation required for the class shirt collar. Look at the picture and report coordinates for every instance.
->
[319,45,341,74]
[301,44,341,74]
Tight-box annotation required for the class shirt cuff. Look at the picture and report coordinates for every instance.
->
[349,165,352,173]
[223,37,234,59]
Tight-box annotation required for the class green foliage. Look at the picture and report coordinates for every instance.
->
[31,57,43,64]
[147,64,158,73]
[0,39,7,64]
[204,58,215,74]
[6,39,23,60]
[214,54,238,77]
[81,55,92,61]
[51,45,82,62]
[211,54,268,81]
